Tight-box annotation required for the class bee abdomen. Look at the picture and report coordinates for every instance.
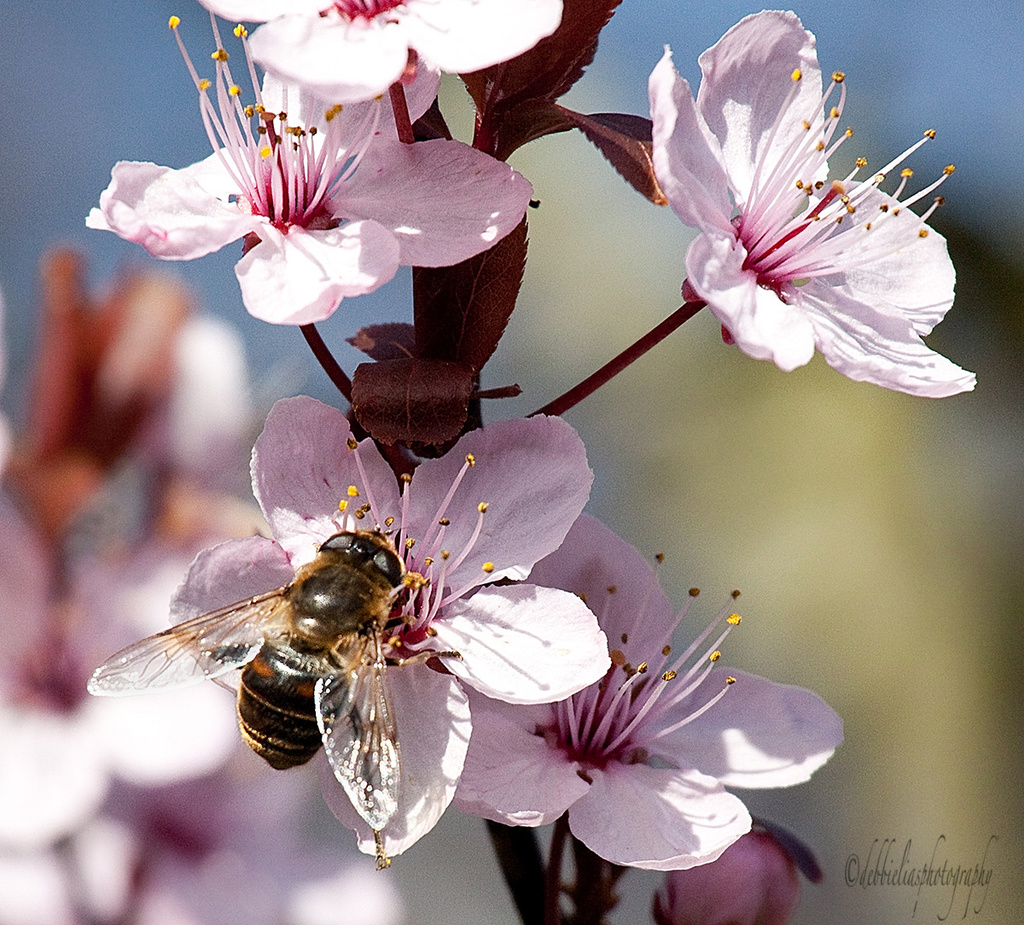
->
[237,644,324,770]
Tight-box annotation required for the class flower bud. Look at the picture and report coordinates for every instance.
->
[652,826,806,925]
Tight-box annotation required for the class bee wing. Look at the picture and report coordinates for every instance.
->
[315,635,399,833]
[88,588,290,696]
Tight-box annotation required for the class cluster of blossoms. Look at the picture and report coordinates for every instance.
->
[64,2,975,923]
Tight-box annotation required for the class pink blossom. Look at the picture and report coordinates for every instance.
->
[87,19,532,325]
[197,0,563,102]
[169,396,608,860]
[454,515,843,870]
[650,11,974,397]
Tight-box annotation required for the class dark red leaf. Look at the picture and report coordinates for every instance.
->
[462,0,623,159]
[351,358,474,446]
[555,108,667,205]
[413,216,528,373]
[347,322,416,361]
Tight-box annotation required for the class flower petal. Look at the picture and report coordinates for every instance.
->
[403,415,592,591]
[319,663,471,858]
[251,397,401,567]
[432,584,609,704]
[403,0,562,73]
[695,11,823,204]
[170,534,295,621]
[652,670,843,789]
[799,278,975,396]
[235,223,400,325]
[87,160,259,260]
[529,514,676,663]
[649,49,733,236]
[339,139,533,267]
[568,764,751,870]
[686,231,816,371]
[454,694,588,826]
[250,14,409,103]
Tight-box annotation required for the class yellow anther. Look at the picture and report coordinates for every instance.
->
[662,670,677,681]
[233,24,248,38]
[212,48,229,62]
[662,645,672,656]
[832,71,845,83]
[655,553,665,564]
[935,195,946,206]
[244,105,255,117]
[726,676,736,685]
[346,437,358,450]
[709,650,722,662]
[426,627,438,637]
[855,157,868,168]
[801,119,811,131]
[864,222,873,230]
[689,588,700,597]
[791,68,802,81]
[844,128,854,137]
[405,538,416,549]
[260,146,271,158]
[901,168,914,178]
[637,662,648,674]
[438,517,450,526]
[325,104,343,122]
[347,486,360,497]
[440,550,450,560]
[815,141,825,151]
[918,229,929,238]
[482,562,494,574]
[477,502,489,513]
[168,15,181,29]
[944,164,955,175]
[924,129,936,139]
[338,500,348,512]
[814,180,824,189]
[199,78,212,91]
[229,85,241,96]
[731,589,741,599]
[727,614,742,625]
[423,556,433,567]
[829,106,840,118]
[610,649,627,667]
[465,453,476,466]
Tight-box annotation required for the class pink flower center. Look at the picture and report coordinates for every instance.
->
[553,589,740,771]
[331,0,407,20]
[170,18,379,231]
[326,447,495,656]
[734,70,954,295]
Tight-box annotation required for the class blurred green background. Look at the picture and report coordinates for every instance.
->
[1,1,1021,923]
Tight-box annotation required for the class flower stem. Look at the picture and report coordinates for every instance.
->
[299,324,352,403]
[388,82,415,145]
[529,299,706,417]
[545,814,570,925]
[486,820,546,925]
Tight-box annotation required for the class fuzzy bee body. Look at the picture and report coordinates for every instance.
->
[89,530,408,867]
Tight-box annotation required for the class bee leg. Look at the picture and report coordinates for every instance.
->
[390,648,462,667]
[373,830,391,870]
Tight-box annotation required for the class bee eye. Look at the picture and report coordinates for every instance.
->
[373,549,404,588]
[321,532,357,553]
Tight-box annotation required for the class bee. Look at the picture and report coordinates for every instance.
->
[89,530,427,869]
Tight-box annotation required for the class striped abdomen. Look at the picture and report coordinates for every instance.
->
[237,642,326,770]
